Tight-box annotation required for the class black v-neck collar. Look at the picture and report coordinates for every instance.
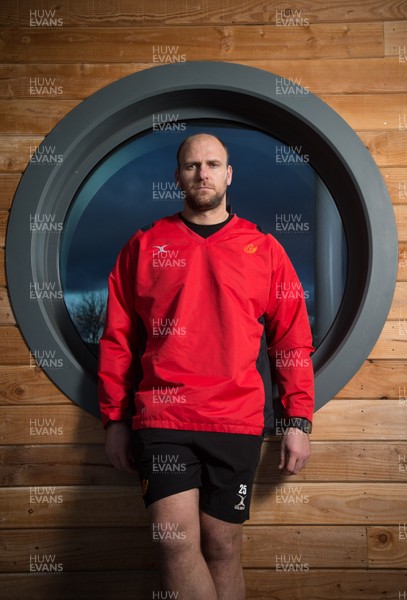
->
[178,212,234,239]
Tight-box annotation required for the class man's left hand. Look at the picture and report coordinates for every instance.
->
[278,427,311,475]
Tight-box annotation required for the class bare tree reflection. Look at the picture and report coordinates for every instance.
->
[70,291,107,344]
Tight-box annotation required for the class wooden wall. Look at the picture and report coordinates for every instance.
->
[1,1,407,598]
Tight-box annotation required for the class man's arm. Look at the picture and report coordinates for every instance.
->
[98,238,139,471]
[264,239,315,475]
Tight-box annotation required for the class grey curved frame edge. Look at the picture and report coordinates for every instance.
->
[6,61,398,417]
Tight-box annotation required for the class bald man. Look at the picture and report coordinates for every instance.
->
[99,133,314,600]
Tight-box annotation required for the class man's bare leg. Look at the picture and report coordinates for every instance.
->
[148,488,217,600]
[200,511,245,600]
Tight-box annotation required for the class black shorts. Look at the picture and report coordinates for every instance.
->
[131,428,263,524]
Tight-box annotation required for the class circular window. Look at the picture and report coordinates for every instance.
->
[6,62,397,417]
[60,120,347,354]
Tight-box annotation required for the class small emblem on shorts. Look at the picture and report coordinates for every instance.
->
[244,243,257,254]
[234,484,247,510]
[141,479,149,496]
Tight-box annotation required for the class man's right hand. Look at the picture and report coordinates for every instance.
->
[105,421,136,472]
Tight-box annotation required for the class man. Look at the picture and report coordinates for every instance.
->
[98,133,314,600]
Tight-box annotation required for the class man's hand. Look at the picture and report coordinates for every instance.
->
[279,427,311,475]
[105,421,136,472]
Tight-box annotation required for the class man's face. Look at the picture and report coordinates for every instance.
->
[176,135,233,212]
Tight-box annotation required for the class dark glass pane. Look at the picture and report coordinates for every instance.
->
[60,121,347,353]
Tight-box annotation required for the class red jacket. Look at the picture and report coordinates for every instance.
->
[98,214,314,435]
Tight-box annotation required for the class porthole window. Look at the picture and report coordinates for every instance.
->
[60,121,347,354]
[6,62,397,417]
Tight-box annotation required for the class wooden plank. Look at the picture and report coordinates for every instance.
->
[388,282,407,320]
[0,326,30,365]
[399,243,407,281]
[0,210,8,246]
[0,135,43,174]
[370,320,407,359]
[3,94,407,135]
[0,175,20,209]
[0,527,155,572]
[2,0,406,27]
[244,569,407,600]
[0,569,404,600]
[0,405,103,445]
[2,58,407,100]
[0,525,367,572]
[359,131,407,167]
[1,483,407,527]
[0,571,156,600]
[249,483,407,525]
[0,569,406,600]
[368,525,407,568]
[0,99,78,135]
[0,63,150,100]
[389,282,407,318]
[1,398,407,444]
[0,366,69,406]
[385,20,407,56]
[395,204,407,242]
[0,444,134,486]
[381,167,407,204]
[0,288,15,324]
[319,93,407,132]
[2,441,407,485]
[242,525,367,568]
[337,359,407,398]
[0,248,5,286]
[257,440,407,483]
[311,399,407,440]
[0,24,384,64]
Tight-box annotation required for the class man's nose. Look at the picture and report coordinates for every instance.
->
[197,165,208,179]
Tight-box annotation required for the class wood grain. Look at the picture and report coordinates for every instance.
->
[384,20,407,56]
[0,525,367,572]
[0,23,384,64]
[2,94,407,135]
[337,359,407,398]
[1,483,407,527]
[369,320,407,358]
[0,569,404,600]
[2,58,407,101]
[0,365,69,406]
[368,525,407,568]
[1,0,407,27]
[2,441,407,485]
[1,398,407,443]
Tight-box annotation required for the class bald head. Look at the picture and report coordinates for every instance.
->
[176,134,229,169]
[175,133,233,218]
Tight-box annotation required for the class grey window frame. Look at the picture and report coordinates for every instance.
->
[6,61,398,418]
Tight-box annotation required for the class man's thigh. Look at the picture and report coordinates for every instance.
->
[131,428,263,524]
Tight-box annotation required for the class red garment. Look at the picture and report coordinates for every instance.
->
[98,214,314,435]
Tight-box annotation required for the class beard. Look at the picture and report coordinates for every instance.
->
[183,185,227,212]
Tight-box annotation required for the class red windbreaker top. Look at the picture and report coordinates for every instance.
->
[98,213,314,436]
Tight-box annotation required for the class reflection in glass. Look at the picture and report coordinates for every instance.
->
[60,121,347,353]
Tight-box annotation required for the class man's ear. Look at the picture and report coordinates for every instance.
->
[175,169,180,186]
[226,165,233,186]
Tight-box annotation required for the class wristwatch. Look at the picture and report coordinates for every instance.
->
[287,417,312,434]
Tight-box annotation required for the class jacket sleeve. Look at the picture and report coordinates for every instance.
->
[98,236,140,427]
[264,238,315,422]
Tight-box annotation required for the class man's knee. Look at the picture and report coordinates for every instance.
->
[149,490,201,563]
[201,520,242,563]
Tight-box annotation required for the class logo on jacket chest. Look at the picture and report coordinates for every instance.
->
[152,244,187,268]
